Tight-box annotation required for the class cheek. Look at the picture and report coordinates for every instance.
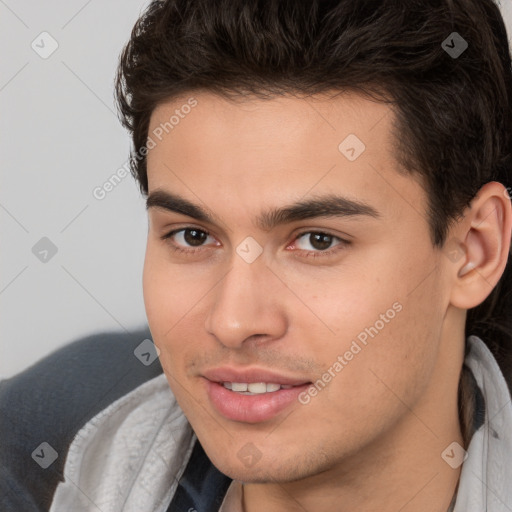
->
[142,241,219,397]
[322,272,444,422]
[143,245,189,373]
[143,242,206,339]
[299,247,445,406]
[142,249,199,411]
[274,257,401,347]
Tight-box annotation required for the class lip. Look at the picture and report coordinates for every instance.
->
[202,367,310,387]
[202,367,311,423]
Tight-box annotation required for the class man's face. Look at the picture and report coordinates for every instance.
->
[143,91,456,482]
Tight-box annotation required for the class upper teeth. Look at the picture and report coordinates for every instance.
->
[223,382,292,394]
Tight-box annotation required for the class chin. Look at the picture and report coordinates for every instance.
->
[216,464,305,484]
[207,446,334,484]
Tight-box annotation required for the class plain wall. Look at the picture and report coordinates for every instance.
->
[1,0,152,379]
[1,0,511,379]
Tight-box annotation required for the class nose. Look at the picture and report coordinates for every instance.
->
[204,253,288,349]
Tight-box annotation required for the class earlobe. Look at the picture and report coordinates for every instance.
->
[449,182,512,310]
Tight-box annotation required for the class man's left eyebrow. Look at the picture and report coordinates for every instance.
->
[256,194,380,230]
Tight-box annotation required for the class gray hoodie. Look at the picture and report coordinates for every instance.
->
[1,331,510,511]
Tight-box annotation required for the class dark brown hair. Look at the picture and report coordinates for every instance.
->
[114,0,512,391]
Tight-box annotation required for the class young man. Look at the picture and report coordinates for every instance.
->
[2,0,512,511]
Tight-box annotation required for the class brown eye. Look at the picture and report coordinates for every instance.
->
[311,233,334,250]
[295,232,338,251]
[161,227,216,253]
[182,228,209,246]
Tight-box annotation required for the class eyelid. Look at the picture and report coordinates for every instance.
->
[291,227,351,242]
[161,226,218,248]
[286,229,350,256]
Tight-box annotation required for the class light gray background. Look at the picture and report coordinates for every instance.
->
[1,1,511,379]
[1,0,152,379]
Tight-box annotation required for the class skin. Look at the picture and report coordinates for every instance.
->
[143,91,512,512]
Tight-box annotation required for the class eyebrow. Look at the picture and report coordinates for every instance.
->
[146,189,380,231]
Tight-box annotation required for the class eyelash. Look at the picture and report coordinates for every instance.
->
[160,227,350,259]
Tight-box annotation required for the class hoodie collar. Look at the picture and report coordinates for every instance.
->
[452,335,512,511]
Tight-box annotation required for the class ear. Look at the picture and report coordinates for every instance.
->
[448,182,512,310]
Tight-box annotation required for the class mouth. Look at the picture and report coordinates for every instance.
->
[201,369,312,423]
[221,381,295,394]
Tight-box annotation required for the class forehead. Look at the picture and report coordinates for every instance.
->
[146,91,426,227]
[148,91,392,158]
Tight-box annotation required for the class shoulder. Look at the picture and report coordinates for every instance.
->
[0,327,163,511]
